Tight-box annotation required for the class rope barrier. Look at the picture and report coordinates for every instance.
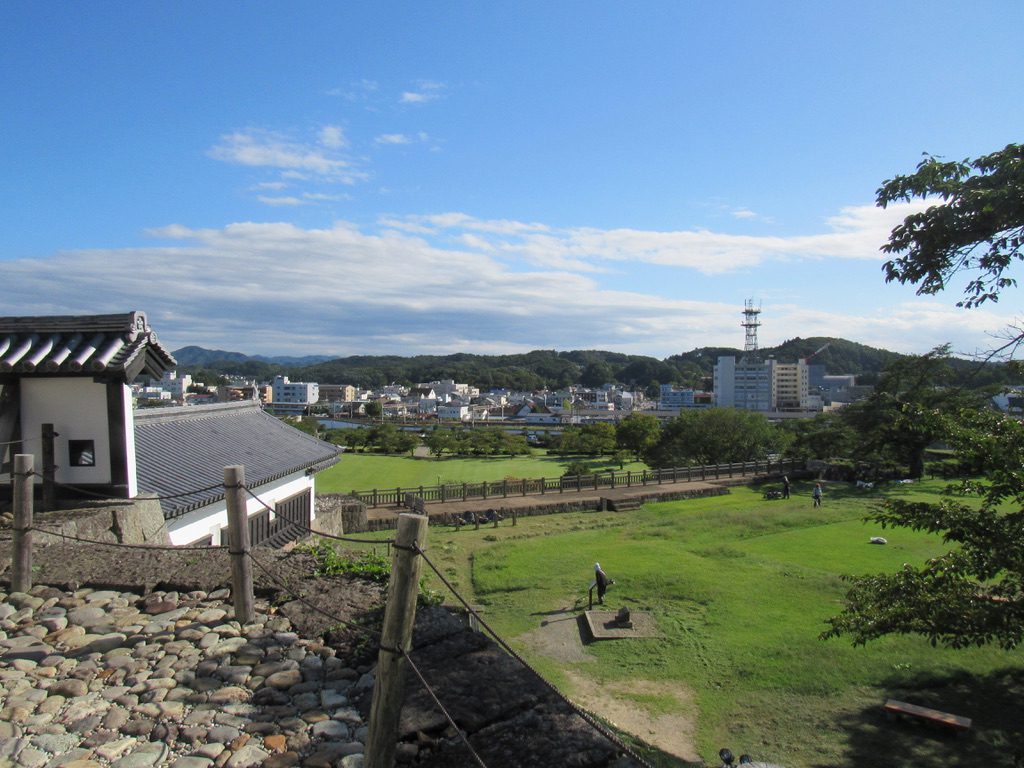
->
[242,550,487,767]
[242,551,381,643]
[0,436,41,446]
[414,542,653,768]
[23,526,227,553]
[399,645,489,768]
[49,477,226,502]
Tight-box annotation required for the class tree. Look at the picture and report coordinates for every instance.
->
[643,408,780,468]
[840,346,982,478]
[878,143,1024,355]
[363,400,383,420]
[580,361,614,388]
[578,423,617,455]
[823,409,1024,649]
[615,413,661,460]
[824,144,1024,650]
[778,412,854,463]
[424,428,455,459]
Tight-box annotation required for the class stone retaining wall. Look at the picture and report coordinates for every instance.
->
[0,496,170,547]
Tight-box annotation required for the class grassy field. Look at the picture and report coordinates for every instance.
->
[316,450,647,494]
[331,478,1024,767]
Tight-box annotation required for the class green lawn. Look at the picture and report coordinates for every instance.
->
[316,450,647,494]
[346,479,1024,767]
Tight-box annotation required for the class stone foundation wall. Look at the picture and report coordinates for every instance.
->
[1,495,171,547]
[315,495,368,534]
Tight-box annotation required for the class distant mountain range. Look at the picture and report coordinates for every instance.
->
[172,346,334,367]
[170,337,1014,393]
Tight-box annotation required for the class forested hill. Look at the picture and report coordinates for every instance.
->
[172,337,1015,393]
[668,337,905,384]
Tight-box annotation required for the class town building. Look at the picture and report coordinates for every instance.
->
[267,375,319,416]
[772,361,809,411]
[659,384,713,410]
[713,355,776,411]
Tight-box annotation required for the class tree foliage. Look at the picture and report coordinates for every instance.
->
[778,412,855,463]
[422,426,530,458]
[839,345,984,478]
[825,143,1024,650]
[615,413,661,460]
[643,408,781,467]
[550,423,617,456]
[823,409,1024,649]
[878,143,1024,313]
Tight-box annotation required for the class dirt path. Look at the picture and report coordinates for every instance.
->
[518,607,700,763]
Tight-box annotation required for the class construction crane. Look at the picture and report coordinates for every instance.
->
[803,342,830,364]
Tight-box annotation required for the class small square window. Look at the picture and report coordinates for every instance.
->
[69,440,96,467]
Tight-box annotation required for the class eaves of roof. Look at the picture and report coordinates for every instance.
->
[134,401,341,520]
[0,311,176,382]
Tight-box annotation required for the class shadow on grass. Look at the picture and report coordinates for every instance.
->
[816,667,1024,768]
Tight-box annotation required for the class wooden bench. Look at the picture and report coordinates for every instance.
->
[884,699,972,734]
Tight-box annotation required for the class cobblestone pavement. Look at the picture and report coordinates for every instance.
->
[0,585,369,768]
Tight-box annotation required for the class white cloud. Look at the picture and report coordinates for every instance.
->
[375,133,411,145]
[318,125,348,149]
[399,80,446,104]
[257,196,305,207]
[379,201,930,275]
[2,202,1007,359]
[302,192,352,202]
[208,129,367,185]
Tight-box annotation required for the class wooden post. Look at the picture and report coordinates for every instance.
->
[512,508,517,526]
[366,513,429,768]
[42,423,56,512]
[12,454,34,593]
[224,465,255,625]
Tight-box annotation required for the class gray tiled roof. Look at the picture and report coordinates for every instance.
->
[134,401,341,519]
[0,311,176,381]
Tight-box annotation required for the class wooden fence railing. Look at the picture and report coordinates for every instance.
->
[349,458,800,508]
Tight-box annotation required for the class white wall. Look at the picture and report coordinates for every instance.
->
[20,378,130,487]
[165,471,315,546]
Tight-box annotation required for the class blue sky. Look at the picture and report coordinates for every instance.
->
[2,2,1021,360]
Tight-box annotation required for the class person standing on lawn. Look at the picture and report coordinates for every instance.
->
[594,563,612,604]
[812,483,823,507]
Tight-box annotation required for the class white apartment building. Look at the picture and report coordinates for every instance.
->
[270,375,319,415]
[713,356,775,411]
[160,371,193,401]
[773,361,810,411]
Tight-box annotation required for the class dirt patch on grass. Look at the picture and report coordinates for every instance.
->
[519,607,596,664]
[518,607,699,763]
